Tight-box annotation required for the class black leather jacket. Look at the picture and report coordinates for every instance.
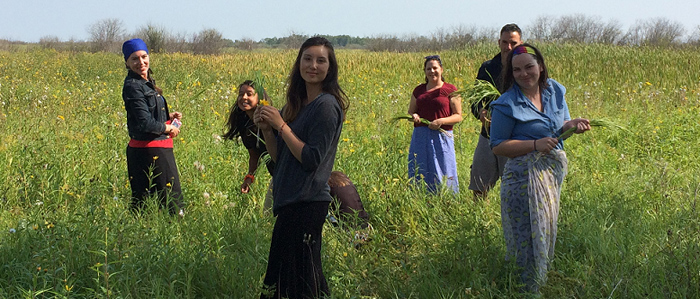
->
[122,71,170,141]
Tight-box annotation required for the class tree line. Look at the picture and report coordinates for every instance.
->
[1,14,698,53]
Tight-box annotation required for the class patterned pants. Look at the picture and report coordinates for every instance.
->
[500,150,567,292]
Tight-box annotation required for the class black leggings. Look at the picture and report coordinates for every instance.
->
[126,146,184,214]
[261,201,330,299]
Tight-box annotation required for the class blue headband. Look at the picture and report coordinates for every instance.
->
[122,38,149,61]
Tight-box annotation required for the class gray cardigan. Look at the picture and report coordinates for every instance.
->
[271,93,343,214]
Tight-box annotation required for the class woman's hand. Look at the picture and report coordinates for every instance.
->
[165,124,180,138]
[169,112,182,120]
[428,118,444,130]
[568,118,591,134]
[257,105,285,131]
[241,177,253,193]
[561,118,591,139]
[253,106,273,131]
[534,137,558,153]
[479,109,491,128]
[411,113,421,124]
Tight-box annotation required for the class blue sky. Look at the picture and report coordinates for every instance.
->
[1,0,698,42]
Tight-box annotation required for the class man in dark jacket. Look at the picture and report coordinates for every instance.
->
[468,24,522,200]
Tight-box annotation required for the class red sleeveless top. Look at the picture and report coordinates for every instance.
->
[412,82,457,131]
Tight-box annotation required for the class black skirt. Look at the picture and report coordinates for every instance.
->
[126,146,184,214]
[261,201,330,298]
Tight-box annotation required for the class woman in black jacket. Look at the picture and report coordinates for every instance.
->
[121,38,184,216]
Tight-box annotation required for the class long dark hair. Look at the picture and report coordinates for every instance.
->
[501,43,549,92]
[328,171,352,188]
[125,58,163,95]
[147,69,163,95]
[284,36,348,122]
[222,80,271,140]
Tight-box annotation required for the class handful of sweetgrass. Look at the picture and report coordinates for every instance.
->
[558,118,629,140]
[451,79,501,117]
[391,114,452,137]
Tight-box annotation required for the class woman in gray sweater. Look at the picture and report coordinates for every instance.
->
[254,36,349,299]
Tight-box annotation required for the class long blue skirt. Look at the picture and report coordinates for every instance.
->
[408,127,459,194]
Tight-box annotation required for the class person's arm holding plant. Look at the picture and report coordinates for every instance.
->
[429,93,462,130]
[241,148,261,193]
[408,95,421,124]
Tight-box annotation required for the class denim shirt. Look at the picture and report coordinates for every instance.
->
[489,78,571,150]
[122,71,170,141]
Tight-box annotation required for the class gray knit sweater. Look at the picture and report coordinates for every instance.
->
[271,93,343,214]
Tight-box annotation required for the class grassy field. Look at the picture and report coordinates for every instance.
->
[0,44,699,298]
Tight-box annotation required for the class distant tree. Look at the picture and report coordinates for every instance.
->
[530,15,554,41]
[0,39,24,51]
[622,23,644,46]
[39,35,62,50]
[165,32,188,53]
[551,14,598,43]
[375,24,493,51]
[135,23,169,53]
[299,35,368,48]
[262,37,281,47]
[645,18,686,45]
[549,15,573,41]
[332,35,351,47]
[283,31,308,49]
[404,34,433,52]
[221,38,235,48]
[623,18,685,46]
[430,27,449,50]
[366,35,400,52]
[365,34,437,52]
[446,24,478,49]
[233,38,258,50]
[688,25,700,45]
[530,14,621,44]
[87,18,125,53]
[597,19,623,44]
[472,25,498,43]
[191,28,224,54]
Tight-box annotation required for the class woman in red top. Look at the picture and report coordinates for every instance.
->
[407,55,463,194]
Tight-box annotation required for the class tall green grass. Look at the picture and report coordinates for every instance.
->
[0,44,698,298]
